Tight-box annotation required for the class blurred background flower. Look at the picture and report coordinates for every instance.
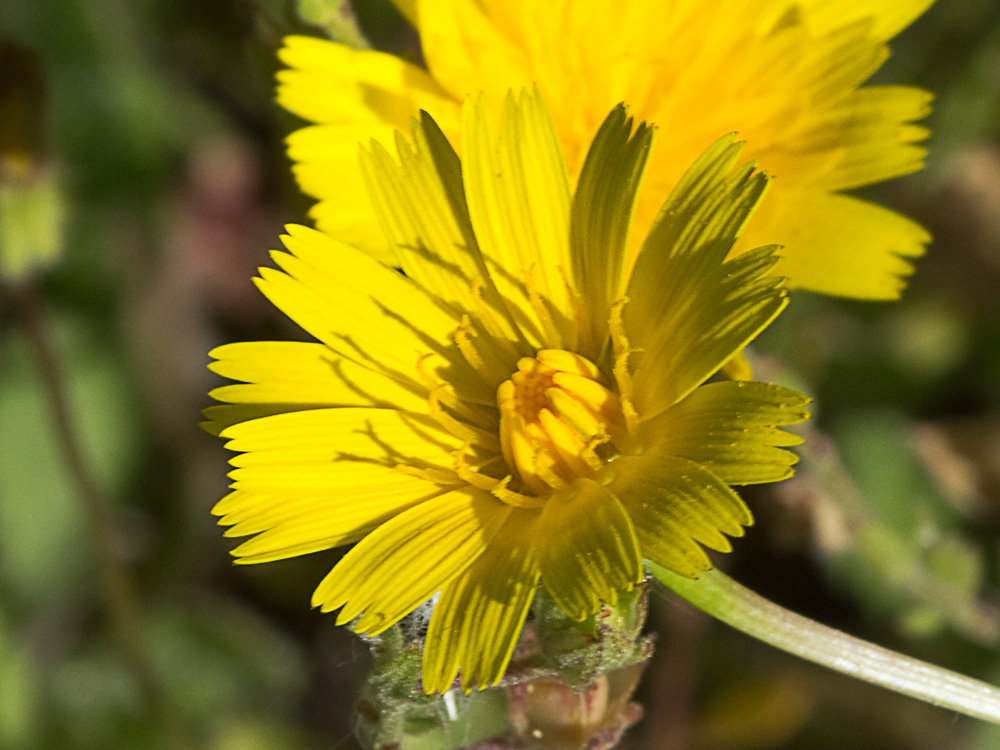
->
[1,1,1000,749]
[275,0,932,299]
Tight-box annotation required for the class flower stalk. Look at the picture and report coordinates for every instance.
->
[649,563,1000,724]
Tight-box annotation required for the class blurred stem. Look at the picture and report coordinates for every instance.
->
[650,563,1000,725]
[296,0,370,48]
[797,424,1000,644]
[9,284,185,749]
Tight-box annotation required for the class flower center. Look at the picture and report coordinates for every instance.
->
[497,349,626,495]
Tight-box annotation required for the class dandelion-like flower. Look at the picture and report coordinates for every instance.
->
[278,0,932,300]
[206,90,810,693]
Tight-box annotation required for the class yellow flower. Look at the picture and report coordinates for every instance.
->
[206,90,810,693]
[278,0,932,300]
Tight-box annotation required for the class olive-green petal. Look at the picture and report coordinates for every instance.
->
[536,478,643,621]
[647,381,810,485]
[624,136,787,419]
[615,453,754,578]
[570,104,654,361]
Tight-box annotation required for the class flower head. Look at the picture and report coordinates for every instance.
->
[207,89,810,693]
[278,0,933,300]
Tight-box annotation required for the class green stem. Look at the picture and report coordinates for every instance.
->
[296,0,370,48]
[649,563,1000,724]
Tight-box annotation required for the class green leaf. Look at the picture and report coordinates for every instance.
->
[0,169,65,280]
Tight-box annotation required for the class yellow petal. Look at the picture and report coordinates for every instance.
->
[422,509,540,694]
[362,115,537,385]
[220,407,471,557]
[312,487,511,634]
[461,89,575,349]
[204,341,428,435]
[742,188,929,299]
[256,224,491,404]
[222,407,461,473]
[360,119,484,314]
[216,468,448,564]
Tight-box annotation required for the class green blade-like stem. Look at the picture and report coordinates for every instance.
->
[650,563,1000,724]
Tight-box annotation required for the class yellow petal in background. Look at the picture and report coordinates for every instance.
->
[795,0,933,40]
[787,87,931,192]
[278,0,932,300]
[417,0,532,105]
[277,36,454,128]
[277,36,460,257]
[745,188,930,300]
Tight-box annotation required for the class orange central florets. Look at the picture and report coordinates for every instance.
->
[497,349,626,496]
